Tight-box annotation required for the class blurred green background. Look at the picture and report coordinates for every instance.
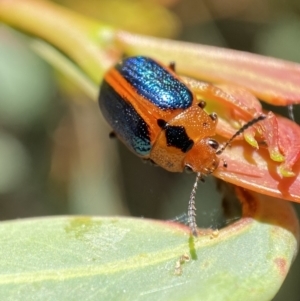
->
[0,0,300,299]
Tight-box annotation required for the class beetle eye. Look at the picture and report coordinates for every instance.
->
[208,139,219,150]
[209,113,218,121]
[184,165,194,173]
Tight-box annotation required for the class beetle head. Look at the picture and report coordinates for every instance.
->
[183,137,220,174]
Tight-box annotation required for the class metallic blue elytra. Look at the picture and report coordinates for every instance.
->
[99,80,151,156]
[115,56,193,110]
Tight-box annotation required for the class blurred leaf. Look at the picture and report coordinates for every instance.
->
[0,132,30,193]
[30,39,98,100]
[255,14,300,63]
[0,0,118,83]
[0,189,298,301]
[0,27,56,128]
[54,0,180,38]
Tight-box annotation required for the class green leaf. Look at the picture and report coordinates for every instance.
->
[0,191,298,301]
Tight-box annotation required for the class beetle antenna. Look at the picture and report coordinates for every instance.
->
[216,114,266,155]
[188,172,203,236]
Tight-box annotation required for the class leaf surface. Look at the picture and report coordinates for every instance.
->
[0,190,298,301]
[118,31,300,105]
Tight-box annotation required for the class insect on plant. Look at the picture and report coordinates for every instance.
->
[98,56,266,236]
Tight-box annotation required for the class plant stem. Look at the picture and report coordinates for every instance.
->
[0,0,118,83]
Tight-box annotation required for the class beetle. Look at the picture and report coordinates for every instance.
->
[98,56,265,236]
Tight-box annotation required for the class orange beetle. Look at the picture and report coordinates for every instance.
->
[99,56,265,235]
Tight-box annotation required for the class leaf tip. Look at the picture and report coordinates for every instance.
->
[270,150,285,163]
[278,165,296,177]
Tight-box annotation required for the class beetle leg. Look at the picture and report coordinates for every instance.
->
[109,131,116,138]
[169,61,176,72]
